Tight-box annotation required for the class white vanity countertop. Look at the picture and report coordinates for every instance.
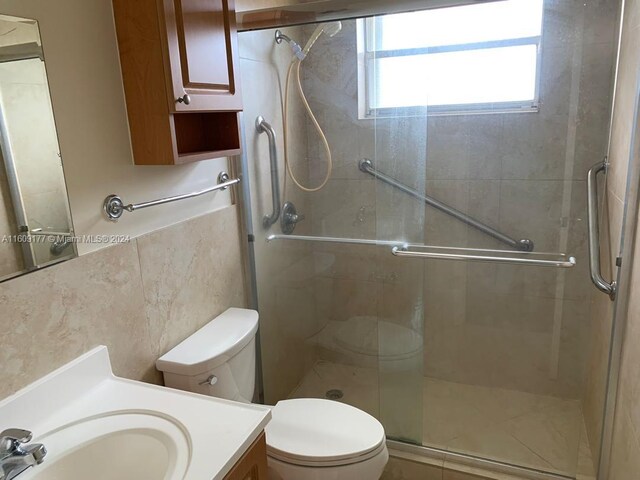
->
[0,346,271,480]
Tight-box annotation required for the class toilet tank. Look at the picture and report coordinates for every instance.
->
[156,308,259,403]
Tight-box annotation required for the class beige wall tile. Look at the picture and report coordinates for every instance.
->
[601,2,640,473]
[0,240,153,399]
[238,27,319,403]
[136,207,247,362]
[584,0,640,470]
[582,288,613,470]
[608,20,640,199]
[0,206,248,400]
[614,206,640,439]
[310,178,376,238]
[608,406,640,480]
[284,4,616,405]
[575,40,616,176]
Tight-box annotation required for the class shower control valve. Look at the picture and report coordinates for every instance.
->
[281,201,304,235]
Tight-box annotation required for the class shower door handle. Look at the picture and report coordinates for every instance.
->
[256,116,281,228]
[587,161,617,299]
[265,234,576,268]
[391,246,576,268]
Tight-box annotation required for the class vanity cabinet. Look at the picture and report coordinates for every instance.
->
[112,0,242,165]
[223,432,268,480]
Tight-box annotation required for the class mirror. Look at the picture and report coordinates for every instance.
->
[0,14,75,282]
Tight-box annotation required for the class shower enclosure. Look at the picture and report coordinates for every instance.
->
[237,0,620,478]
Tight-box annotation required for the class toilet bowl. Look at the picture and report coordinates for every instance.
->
[266,398,388,480]
[156,308,388,480]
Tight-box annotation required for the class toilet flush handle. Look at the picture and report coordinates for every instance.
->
[199,375,218,386]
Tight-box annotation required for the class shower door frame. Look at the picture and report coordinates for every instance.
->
[597,74,640,480]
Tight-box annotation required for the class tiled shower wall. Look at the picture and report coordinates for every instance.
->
[0,206,247,400]
[238,25,321,404]
[584,0,640,477]
[298,0,618,399]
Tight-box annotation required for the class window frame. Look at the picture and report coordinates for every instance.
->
[356,9,544,119]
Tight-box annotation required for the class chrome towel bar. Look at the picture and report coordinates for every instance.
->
[103,171,239,221]
[267,234,575,268]
[359,159,534,252]
[587,161,616,299]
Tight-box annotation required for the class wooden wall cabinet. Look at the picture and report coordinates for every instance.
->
[112,0,242,165]
[223,432,268,480]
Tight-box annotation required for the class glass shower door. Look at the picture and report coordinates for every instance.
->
[371,116,428,444]
[359,1,617,477]
[238,18,426,445]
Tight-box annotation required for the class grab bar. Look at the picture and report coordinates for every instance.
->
[267,234,575,268]
[359,159,534,252]
[587,161,616,299]
[391,245,576,268]
[103,172,239,221]
[256,116,281,228]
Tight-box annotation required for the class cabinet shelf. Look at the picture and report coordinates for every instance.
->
[173,112,241,164]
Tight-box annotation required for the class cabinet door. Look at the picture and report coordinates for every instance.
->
[162,0,242,112]
[223,432,268,480]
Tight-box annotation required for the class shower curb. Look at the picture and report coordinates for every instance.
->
[386,440,584,480]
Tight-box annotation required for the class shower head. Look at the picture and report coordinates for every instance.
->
[302,21,342,57]
[275,30,306,60]
[322,21,343,37]
[276,21,342,61]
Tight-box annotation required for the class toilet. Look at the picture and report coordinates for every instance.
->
[156,308,389,480]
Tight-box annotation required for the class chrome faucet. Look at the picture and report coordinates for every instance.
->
[0,429,46,480]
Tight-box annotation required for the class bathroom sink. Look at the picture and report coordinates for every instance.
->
[0,346,271,480]
[21,413,190,480]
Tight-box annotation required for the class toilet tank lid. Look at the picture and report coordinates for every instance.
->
[156,308,259,376]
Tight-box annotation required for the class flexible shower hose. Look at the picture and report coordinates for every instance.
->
[283,58,333,193]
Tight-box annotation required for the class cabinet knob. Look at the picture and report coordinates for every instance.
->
[176,93,191,105]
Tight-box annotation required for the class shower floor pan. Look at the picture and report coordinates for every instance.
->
[290,361,596,480]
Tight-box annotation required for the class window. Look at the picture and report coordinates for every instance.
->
[357,0,544,117]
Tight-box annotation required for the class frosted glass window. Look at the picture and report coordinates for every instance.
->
[359,0,544,115]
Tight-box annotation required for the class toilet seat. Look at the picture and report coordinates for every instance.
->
[265,398,386,467]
